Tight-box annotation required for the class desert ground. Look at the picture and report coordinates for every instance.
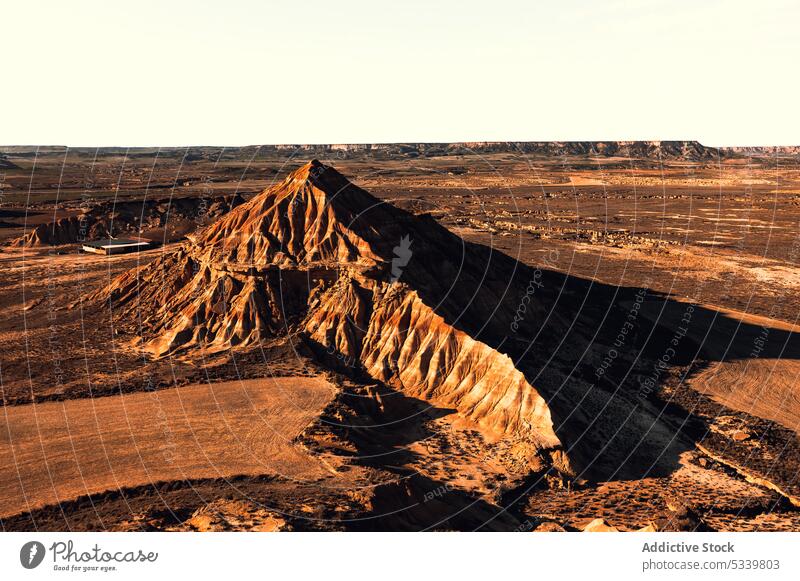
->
[1,142,800,531]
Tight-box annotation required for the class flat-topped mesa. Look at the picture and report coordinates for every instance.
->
[189,160,406,270]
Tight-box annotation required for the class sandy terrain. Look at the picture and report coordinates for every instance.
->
[2,143,800,531]
[689,359,800,432]
[636,301,800,433]
[0,377,335,518]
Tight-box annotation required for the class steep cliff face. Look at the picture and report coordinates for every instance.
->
[92,160,571,473]
[358,287,557,442]
[301,276,560,447]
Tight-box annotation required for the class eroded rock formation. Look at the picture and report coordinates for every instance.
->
[9,194,245,247]
[90,160,573,475]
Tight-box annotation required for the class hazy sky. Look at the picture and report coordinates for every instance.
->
[3,0,798,146]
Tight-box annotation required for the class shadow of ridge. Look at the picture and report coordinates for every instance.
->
[379,223,800,484]
[287,344,522,531]
[302,339,457,466]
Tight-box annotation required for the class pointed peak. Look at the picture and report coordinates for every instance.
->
[283,159,352,195]
[289,159,330,179]
[191,159,393,266]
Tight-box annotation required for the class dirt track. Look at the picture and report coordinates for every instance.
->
[0,377,336,518]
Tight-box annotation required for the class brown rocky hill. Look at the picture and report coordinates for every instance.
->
[91,161,570,473]
[91,160,689,483]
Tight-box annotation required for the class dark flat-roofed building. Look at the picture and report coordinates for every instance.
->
[81,239,151,255]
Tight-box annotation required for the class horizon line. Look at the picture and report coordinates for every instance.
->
[2,140,800,150]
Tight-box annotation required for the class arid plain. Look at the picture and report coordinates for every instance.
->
[1,142,800,531]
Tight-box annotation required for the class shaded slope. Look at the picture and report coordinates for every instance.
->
[91,160,571,475]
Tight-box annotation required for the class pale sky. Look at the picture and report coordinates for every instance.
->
[2,0,798,146]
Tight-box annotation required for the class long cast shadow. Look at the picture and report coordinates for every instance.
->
[380,212,800,483]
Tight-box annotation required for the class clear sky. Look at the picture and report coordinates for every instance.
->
[2,0,798,146]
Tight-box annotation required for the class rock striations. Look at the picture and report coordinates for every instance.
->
[90,160,571,473]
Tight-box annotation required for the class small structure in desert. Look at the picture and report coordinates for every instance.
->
[81,239,151,255]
